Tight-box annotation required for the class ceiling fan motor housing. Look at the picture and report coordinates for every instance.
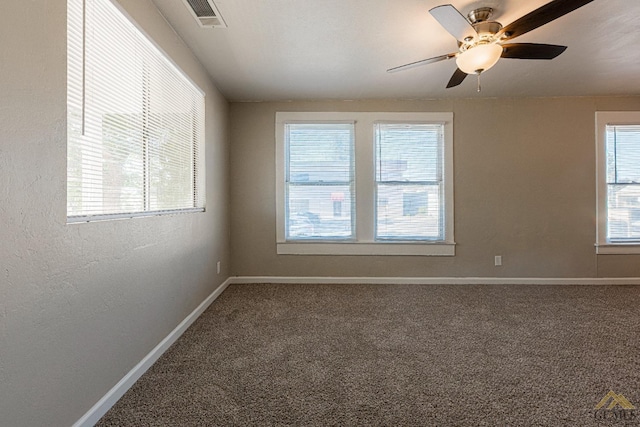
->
[467,7,494,24]
[463,8,503,44]
[472,21,503,39]
[461,21,503,52]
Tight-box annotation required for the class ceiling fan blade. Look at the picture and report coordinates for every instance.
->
[429,4,477,43]
[446,68,468,88]
[387,53,456,73]
[498,0,594,41]
[501,43,567,59]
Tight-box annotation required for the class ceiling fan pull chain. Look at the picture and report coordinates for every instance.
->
[477,72,481,93]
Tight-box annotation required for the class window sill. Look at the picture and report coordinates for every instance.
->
[277,242,456,256]
[67,207,205,224]
[596,244,640,255]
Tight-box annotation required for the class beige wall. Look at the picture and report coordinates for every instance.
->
[230,97,640,278]
[0,1,229,426]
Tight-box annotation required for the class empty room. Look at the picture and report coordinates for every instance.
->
[2,0,640,425]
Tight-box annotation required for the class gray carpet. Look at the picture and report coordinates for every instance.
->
[97,284,640,426]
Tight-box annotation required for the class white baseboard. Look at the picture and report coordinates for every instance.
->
[229,276,640,285]
[73,278,231,427]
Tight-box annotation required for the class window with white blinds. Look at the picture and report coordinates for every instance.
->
[276,112,454,256]
[375,123,444,241]
[285,123,354,240]
[596,112,640,253]
[605,125,640,241]
[67,0,205,222]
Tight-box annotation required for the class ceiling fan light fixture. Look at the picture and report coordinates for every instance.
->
[456,43,503,74]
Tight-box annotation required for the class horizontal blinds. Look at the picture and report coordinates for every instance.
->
[375,123,444,240]
[285,123,354,239]
[67,0,205,219]
[606,125,640,241]
[606,125,640,184]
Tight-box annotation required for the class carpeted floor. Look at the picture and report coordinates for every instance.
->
[97,284,640,426]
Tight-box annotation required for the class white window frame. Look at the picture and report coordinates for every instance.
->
[595,111,640,254]
[275,112,455,256]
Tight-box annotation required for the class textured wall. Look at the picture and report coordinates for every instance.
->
[229,97,640,278]
[0,1,229,426]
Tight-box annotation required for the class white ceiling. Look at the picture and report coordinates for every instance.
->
[150,0,640,101]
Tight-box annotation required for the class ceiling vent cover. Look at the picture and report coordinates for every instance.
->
[182,0,227,28]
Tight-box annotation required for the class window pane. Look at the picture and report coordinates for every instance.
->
[287,185,353,239]
[146,110,199,211]
[376,184,442,240]
[606,126,640,184]
[376,123,442,182]
[608,184,640,241]
[68,0,147,216]
[287,124,353,183]
[101,114,145,214]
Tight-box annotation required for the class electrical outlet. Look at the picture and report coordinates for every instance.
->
[217,261,221,274]
[494,255,502,266]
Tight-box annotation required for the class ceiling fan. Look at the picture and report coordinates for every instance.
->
[388,0,594,90]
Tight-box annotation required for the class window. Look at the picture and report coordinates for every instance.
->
[276,112,455,256]
[375,123,445,241]
[67,0,205,222]
[596,112,640,254]
[285,123,354,240]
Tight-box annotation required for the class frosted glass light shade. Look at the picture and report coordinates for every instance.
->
[456,44,503,74]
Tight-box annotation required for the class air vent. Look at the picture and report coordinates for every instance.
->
[182,0,227,28]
